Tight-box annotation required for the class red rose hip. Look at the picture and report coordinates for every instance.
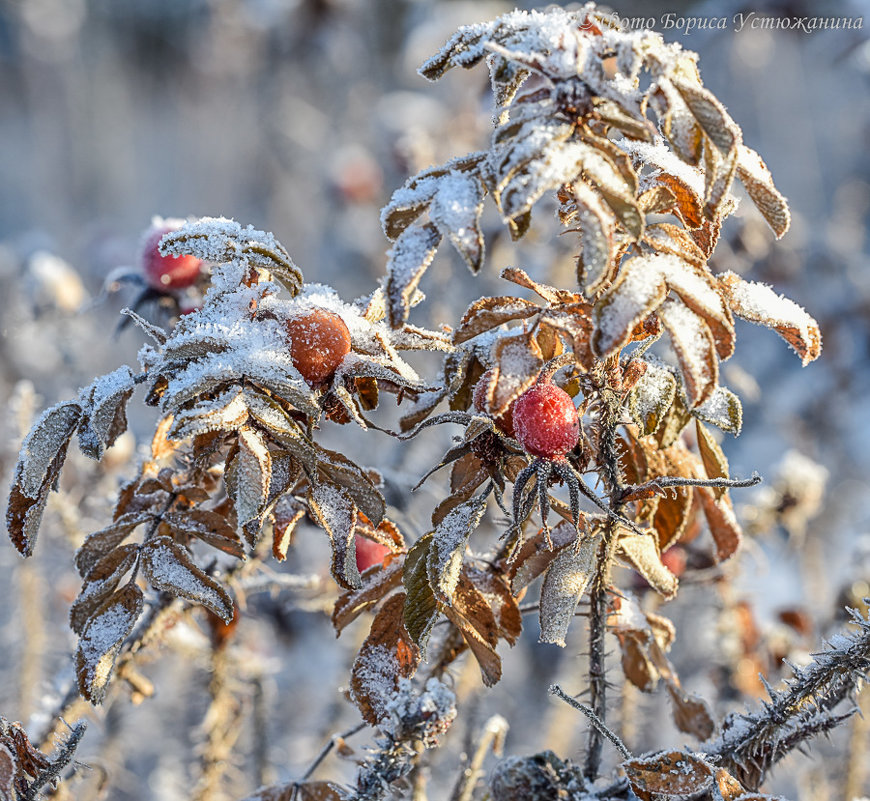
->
[141,225,203,291]
[285,308,352,386]
[512,382,579,458]
[355,533,393,573]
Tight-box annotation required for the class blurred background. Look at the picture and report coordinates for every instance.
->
[1,0,870,799]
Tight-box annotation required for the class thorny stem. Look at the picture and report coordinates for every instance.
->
[585,383,624,783]
[620,472,762,500]
[23,721,87,801]
[297,722,366,784]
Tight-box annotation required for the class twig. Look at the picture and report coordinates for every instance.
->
[549,685,630,761]
[620,472,762,500]
[23,721,87,801]
[299,722,366,783]
[449,715,509,801]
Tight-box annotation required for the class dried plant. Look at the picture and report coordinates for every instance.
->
[4,4,860,801]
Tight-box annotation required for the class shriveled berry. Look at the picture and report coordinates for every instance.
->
[141,225,203,291]
[285,309,352,386]
[512,382,579,458]
[355,533,393,573]
[472,369,516,438]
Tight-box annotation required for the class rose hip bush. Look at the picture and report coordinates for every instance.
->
[5,6,868,801]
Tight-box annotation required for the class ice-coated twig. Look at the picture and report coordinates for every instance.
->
[23,720,87,801]
[548,685,631,761]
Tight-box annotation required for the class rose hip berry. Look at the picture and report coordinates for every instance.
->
[285,308,352,386]
[472,369,515,437]
[354,533,393,573]
[141,225,203,291]
[512,382,579,458]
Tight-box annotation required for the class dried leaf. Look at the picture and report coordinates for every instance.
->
[567,181,616,295]
[309,482,360,590]
[617,531,678,599]
[454,296,541,345]
[140,536,234,622]
[316,449,386,527]
[76,583,143,704]
[75,512,152,578]
[165,508,245,559]
[403,535,440,650]
[272,497,306,561]
[467,567,522,645]
[666,681,716,741]
[0,743,16,801]
[658,298,718,408]
[627,362,676,437]
[695,421,729,498]
[225,426,272,527]
[719,272,821,365]
[538,531,601,647]
[70,543,141,634]
[736,145,790,238]
[351,593,420,725]
[691,385,742,436]
[623,750,715,801]
[77,366,136,459]
[430,170,486,272]
[444,574,501,686]
[427,493,488,603]
[332,556,405,632]
[696,486,741,562]
[509,521,578,592]
[490,331,543,416]
[385,221,442,328]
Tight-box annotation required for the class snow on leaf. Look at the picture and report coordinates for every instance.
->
[70,543,141,635]
[617,531,678,599]
[718,272,821,365]
[538,530,601,647]
[454,295,541,345]
[164,508,245,560]
[691,385,742,436]
[77,366,136,459]
[13,400,81,500]
[74,512,152,578]
[226,427,272,527]
[658,297,718,408]
[429,170,486,273]
[427,493,488,603]
[351,593,419,725]
[593,255,668,358]
[316,448,386,527]
[623,751,715,800]
[736,145,790,238]
[385,222,442,328]
[565,181,616,295]
[490,332,543,416]
[627,361,676,437]
[75,583,143,704]
[140,536,234,622]
[671,76,741,156]
[332,556,405,633]
[168,387,249,440]
[509,522,578,593]
[309,481,360,590]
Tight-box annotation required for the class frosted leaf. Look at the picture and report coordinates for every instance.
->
[70,543,140,635]
[736,145,790,238]
[538,530,601,647]
[227,426,272,526]
[696,486,741,562]
[164,509,244,560]
[490,332,543,416]
[75,583,143,704]
[140,536,234,622]
[159,216,302,296]
[316,448,386,527]
[454,295,540,345]
[119,307,167,345]
[78,366,136,459]
[0,744,15,800]
[332,557,405,633]
[350,594,419,725]
[309,481,360,590]
[718,272,821,366]
[617,531,678,598]
[427,493,488,603]
[691,385,742,436]
[623,751,715,799]
[695,421,729,496]
[510,522,578,593]
[75,512,152,578]
[593,254,668,357]
[566,181,616,295]
[168,387,249,440]
[623,138,706,203]
[429,170,486,273]
[627,361,677,437]
[500,266,577,306]
[385,222,442,328]
[14,401,81,500]
[443,576,502,686]
[403,535,439,650]
[658,297,718,408]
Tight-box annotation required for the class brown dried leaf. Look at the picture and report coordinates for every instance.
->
[309,482,360,590]
[0,744,16,801]
[666,681,716,741]
[490,332,544,416]
[272,497,306,561]
[564,181,617,295]
[509,521,578,592]
[500,267,578,306]
[658,298,718,408]
[695,420,729,498]
[141,536,234,622]
[316,448,386,527]
[466,567,522,646]
[736,145,790,238]
[655,173,704,228]
[70,543,141,634]
[718,272,821,365]
[403,534,440,650]
[696,486,742,562]
[617,531,678,599]
[76,582,143,704]
[75,512,152,578]
[226,426,271,526]
[430,170,487,272]
[332,556,405,633]
[623,751,715,801]
[454,296,541,345]
[165,508,245,559]
[627,362,676,437]
[444,574,501,686]
[350,593,420,725]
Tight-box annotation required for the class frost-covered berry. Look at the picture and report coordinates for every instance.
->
[512,382,579,458]
[285,308,352,386]
[141,225,203,291]
[472,370,515,437]
[355,533,392,573]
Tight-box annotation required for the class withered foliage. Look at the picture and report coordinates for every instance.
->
[3,5,854,801]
